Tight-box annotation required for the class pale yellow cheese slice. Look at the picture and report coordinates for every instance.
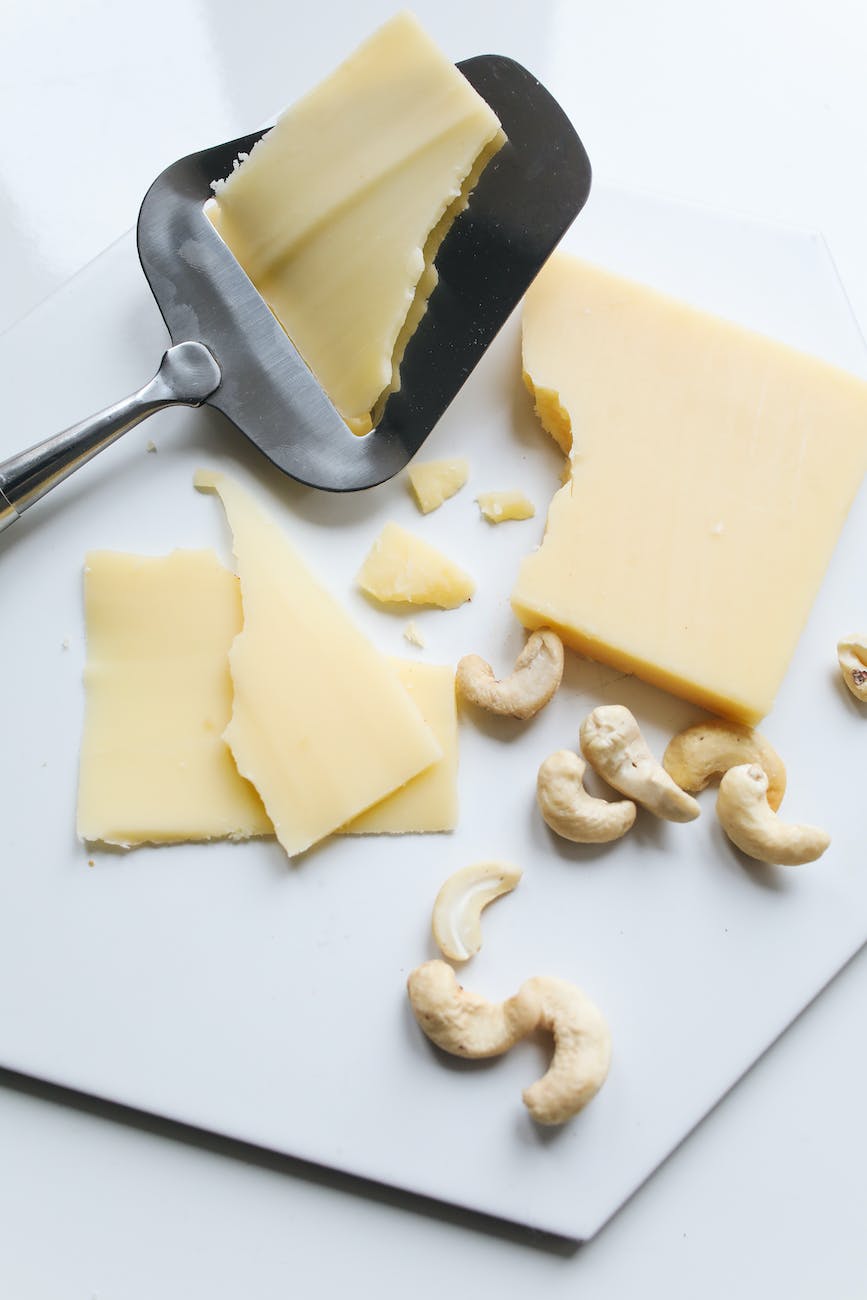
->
[210,12,503,433]
[408,458,469,513]
[77,550,270,846]
[196,470,441,856]
[477,490,535,522]
[514,254,867,724]
[357,521,474,608]
[344,660,458,834]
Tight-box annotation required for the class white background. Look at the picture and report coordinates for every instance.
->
[2,0,866,1293]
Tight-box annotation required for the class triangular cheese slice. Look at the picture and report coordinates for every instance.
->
[196,470,442,856]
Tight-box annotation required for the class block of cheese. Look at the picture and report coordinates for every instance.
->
[77,550,271,846]
[209,13,503,433]
[344,661,458,834]
[408,458,469,513]
[195,471,441,856]
[514,255,867,723]
[357,522,474,609]
[477,490,535,522]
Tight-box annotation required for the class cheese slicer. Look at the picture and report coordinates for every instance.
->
[0,55,590,533]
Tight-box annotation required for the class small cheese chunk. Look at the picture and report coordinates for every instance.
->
[477,490,535,522]
[515,254,867,723]
[357,522,474,609]
[77,550,270,846]
[403,621,426,648]
[210,13,503,433]
[344,661,458,834]
[408,458,469,513]
[196,471,441,856]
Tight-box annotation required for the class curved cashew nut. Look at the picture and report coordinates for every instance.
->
[407,959,536,1058]
[519,976,612,1124]
[716,764,830,865]
[431,862,522,963]
[407,960,611,1124]
[579,705,700,822]
[663,720,786,811]
[456,629,564,720]
[537,750,636,843]
[837,635,867,703]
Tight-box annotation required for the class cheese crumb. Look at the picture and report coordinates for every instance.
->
[408,458,469,513]
[358,522,474,609]
[61,636,71,650]
[403,621,426,648]
[477,491,535,523]
[146,440,158,453]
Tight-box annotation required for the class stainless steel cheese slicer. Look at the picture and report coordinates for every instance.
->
[0,55,590,534]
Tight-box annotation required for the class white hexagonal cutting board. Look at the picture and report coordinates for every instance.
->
[1,186,865,1240]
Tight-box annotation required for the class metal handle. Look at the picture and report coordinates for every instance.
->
[0,341,221,532]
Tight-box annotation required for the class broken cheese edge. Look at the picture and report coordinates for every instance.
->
[209,13,503,433]
[477,490,535,522]
[357,521,474,609]
[195,470,441,855]
[514,253,867,723]
[77,549,270,846]
[408,457,470,513]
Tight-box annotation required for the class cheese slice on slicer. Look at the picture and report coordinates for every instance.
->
[209,12,504,433]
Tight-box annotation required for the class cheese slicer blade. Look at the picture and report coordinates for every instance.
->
[0,55,590,533]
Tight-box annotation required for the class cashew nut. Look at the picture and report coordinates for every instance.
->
[716,764,830,865]
[579,705,700,822]
[663,720,786,812]
[407,960,611,1124]
[407,959,536,1058]
[537,750,636,843]
[431,862,522,963]
[456,629,564,720]
[519,977,612,1124]
[837,635,867,702]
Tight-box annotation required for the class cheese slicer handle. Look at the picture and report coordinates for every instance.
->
[0,341,220,533]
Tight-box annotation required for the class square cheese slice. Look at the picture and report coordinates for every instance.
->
[77,550,271,846]
[80,547,455,849]
[514,254,867,723]
[196,471,442,857]
[209,12,503,433]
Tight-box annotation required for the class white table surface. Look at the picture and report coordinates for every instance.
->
[2,0,866,1293]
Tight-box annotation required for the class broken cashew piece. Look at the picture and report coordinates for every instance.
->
[432,862,522,963]
[716,764,830,866]
[407,960,611,1124]
[837,635,867,703]
[663,720,786,812]
[580,705,700,822]
[456,629,564,720]
[537,750,636,843]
